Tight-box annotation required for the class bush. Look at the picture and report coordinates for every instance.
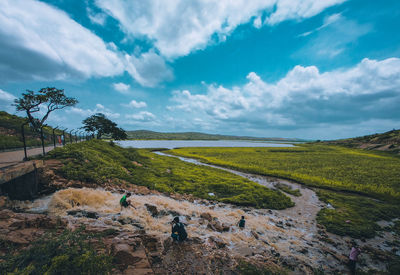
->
[0,226,113,275]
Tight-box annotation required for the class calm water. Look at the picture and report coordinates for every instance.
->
[117,140,295,149]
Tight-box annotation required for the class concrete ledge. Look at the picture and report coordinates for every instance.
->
[0,160,44,185]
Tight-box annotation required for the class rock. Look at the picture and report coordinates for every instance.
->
[67,210,99,219]
[298,248,308,254]
[116,217,144,229]
[0,196,9,209]
[0,209,13,219]
[276,221,284,228]
[200,212,212,222]
[112,243,143,270]
[145,204,158,217]
[209,236,226,248]
[251,231,259,240]
[158,209,181,217]
[281,256,299,269]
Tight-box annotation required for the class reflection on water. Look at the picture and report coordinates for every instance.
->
[117,140,295,149]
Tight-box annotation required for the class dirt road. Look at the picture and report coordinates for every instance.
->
[0,145,60,168]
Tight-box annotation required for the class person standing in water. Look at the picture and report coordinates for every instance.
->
[119,192,133,211]
[348,244,361,274]
[171,217,187,242]
[238,216,246,229]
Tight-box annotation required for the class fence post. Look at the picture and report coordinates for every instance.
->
[69,130,73,144]
[53,126,58,149]
[40,126,45,156]
[21,123,28,161]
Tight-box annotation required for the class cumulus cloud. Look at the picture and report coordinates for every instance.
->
[169,57,400,130]
[96,0,346,58]
[124,51,173,87]
[67,104,120,119]
[0,0,124,82]
[113,82,131,94]
[123,100,147,108]
[126,111,156,122]
[0,0,173,88]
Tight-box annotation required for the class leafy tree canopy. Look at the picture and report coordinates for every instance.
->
[13,87,78,130]
[82,113,127,140]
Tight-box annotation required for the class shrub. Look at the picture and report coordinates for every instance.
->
[0,226,113,275]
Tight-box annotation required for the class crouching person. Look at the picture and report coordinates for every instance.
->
[171,217,187,242]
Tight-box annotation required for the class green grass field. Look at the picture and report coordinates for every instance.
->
[45,140,293,209]
[168,145,400,238]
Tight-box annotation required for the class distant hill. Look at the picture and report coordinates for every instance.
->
[322,129,400,154]
[126,130,305,142]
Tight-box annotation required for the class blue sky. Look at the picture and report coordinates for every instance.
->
[0,0,399,139]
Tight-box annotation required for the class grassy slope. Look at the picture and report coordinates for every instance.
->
[168,145,400,238]
[322,128,400,154]
[45,140,293,209]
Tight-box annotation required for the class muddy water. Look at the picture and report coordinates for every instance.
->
[18,187,327,268]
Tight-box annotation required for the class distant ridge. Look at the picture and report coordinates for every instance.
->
[126,130,306,142]
[322,129,400,154]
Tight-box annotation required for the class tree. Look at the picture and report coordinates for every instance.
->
[82,113,127,140]
[13,87,78,130]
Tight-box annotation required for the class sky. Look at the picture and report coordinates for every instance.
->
[0,0,399,140]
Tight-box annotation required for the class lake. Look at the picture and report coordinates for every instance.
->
[117,140,295,149]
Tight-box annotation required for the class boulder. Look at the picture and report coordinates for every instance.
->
[207,220,230,233]
[112,243,143,270]
[200,212,212,222]
[208,236,226,248]
[145,204,158,217]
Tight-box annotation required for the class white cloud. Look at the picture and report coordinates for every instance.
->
[126,111,156,122]
[0,89,16,102]
[0,89,16,112]
[169,57,400,130]
[86,6,107,26]
[113,82,131,94]
[298,13,342,37]
[96,0,346,58]
[124,51,173,87]
[296,14,372,59]
[67,104,120,119]
[123,100,147,108]
[265,0,347,25]
[0,0,124,81]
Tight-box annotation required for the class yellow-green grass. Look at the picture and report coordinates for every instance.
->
[168,145,400,202]
[168,145,400,238]
[44,140,293,209]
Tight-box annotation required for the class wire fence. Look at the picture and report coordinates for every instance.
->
[19,124,94,160]
[0,122,95,166]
